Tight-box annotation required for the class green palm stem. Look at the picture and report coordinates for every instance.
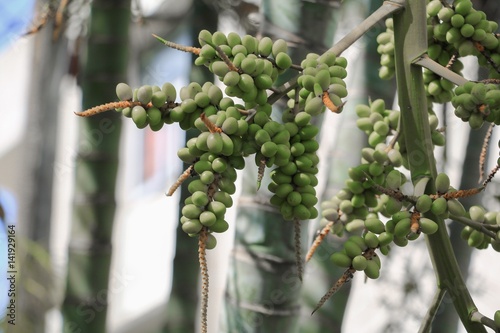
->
[393,0,486,331]
[221,1,339,332]
[162,1,218,332]
[61,1,131,332]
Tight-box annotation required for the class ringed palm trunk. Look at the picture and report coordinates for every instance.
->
[61,1,131,332]
[221,1,339,332]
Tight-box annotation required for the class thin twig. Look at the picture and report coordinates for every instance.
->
[478,78,500,84]
[445,53,457,69]
[449,214,497,239]
[198,229,209,333]
[200,38,241,73]
[75,101,143,117]
[306,220,334,262]
[153,34,201,55]
[312,268,355,315]
[166,165,194,196]
[479,123,494,183]
[476,43,500,74]
[328,0,405,56]
[413,55,468,86]
[483,164,500,187]
[200,113,222,133]
[294,218,303,281]
[429,187,484,200]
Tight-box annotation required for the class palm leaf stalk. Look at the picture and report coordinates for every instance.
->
[393,0,486,331]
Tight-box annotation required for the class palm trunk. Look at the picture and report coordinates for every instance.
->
[221,1,339,332]
[61,1,131,332]
[16,8,70,331]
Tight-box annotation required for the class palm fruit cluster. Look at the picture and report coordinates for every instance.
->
[286,51,348,115]
[427,0,500,76]
[267,112,320,221]
[113,31,335,244]
[318,98,472,279]
[115,82,178,131]
[330,235,382,279]
[376,18,396,80]
[451,81,500,129]
[460,205,500,251]
[195,29,290,108]
[266,52,348,220]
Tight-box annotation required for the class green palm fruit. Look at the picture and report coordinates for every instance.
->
[447,199,466,216]
[494,310,500,327]
[137,85,153,104]
[344,240,363,258]
[207,201,226,219]
[419,217,439,234]
[200,211,217,227]
[209,218,228,233]
[330,252,352,268]
[427,0,442,17]
[365,218,386,234]
[132,105,148,127]
[345,219,365,233]
[182,204,203,219]
[352,255,368,271]
[469,205,486,222]
[467,230,485,247]
[364,232,380,248]
[435,172,450,193]
[258,37,273,57]
[116,83,133,101]
[182,220,203,234]
[431,197,448,215]
[207,133,223,154]
[211,157,227,173]
[394,217,411,238]
[364,259,380,279]
[275,52,292,70]
[378,232,393,247]
[416,194,433,213]
[271,39,288,58]
[205,233,217,250]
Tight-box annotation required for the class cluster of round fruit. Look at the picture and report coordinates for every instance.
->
[451,81,500,129]
[268,112,320,221]
[286,51,348,116]
[195,30,291,108]
[330,235,383,279]
[427,0,500,60]
[460,205,500,251]
[376,18,395,80]
[115,82,177,131]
